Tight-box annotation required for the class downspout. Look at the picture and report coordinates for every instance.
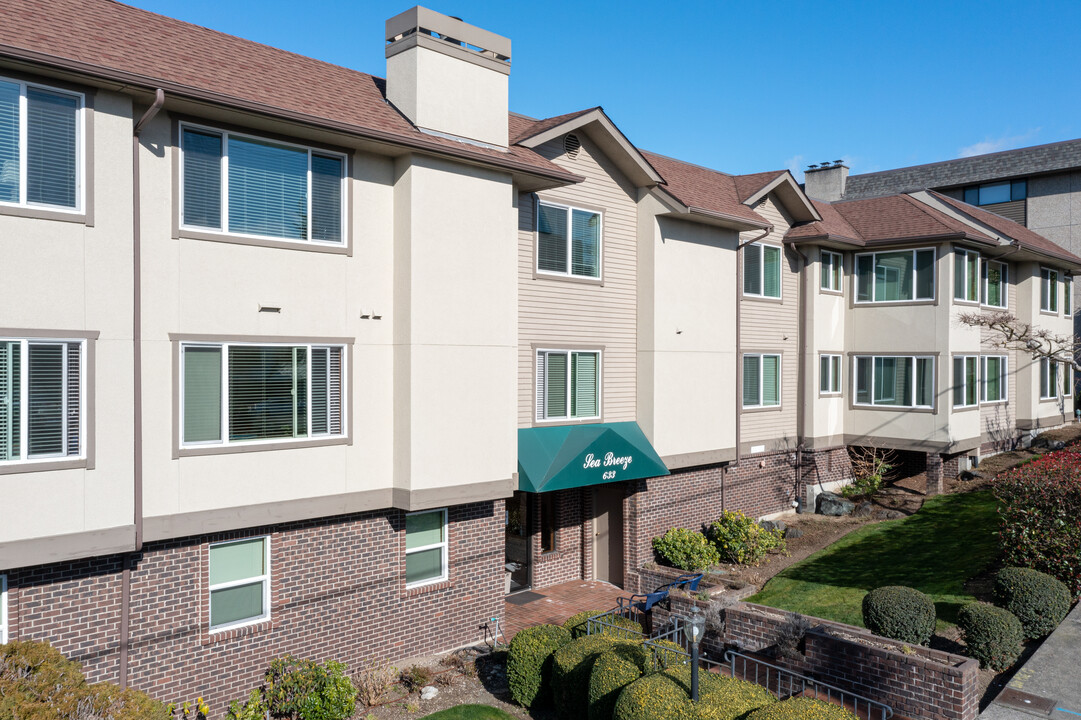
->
[120,89,165,691]
[734,225,773,470]
[790,245,810,508]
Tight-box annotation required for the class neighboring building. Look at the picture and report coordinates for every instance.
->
[0,1,1077,713]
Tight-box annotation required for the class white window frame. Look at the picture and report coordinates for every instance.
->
[0,337,86,466]
[743,242,783,299]
[0,76,85,213]
[820,354,842,395]
[208,536,270,632]
[179,341,347,449]
[1040,267,1059,313]
[405,508,449,589]
[981,259,1008,309]
[981,355,1008,404]
[954,249,981,304]
[952,355,980,408]
[534,198,603,279]
[1040,357,1060,400]
[820,250,843,293]
[743,353,782,408]
[852,355,935,409]
[0,574,7,644]
[854,248,937,304]
[178,121,348,246]
[535,348,602,422]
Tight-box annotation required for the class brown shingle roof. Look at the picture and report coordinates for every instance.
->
[786,199,864,245]
[640,152,768,227]
[732,171,787,203]
[928,190,1081,265]
[510,108,598,145]
[829,194,994,244]
[0,0,577,182]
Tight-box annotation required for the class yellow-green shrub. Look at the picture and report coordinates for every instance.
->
[507,623,571,708]
[552,635,616,720]
[587,644,650,720]
[0,640,170,720]
[745,696,857,720]
[612,671,696,720]
[709,511,786,566]
[664,666,776,720]
[647,639,689,669]
[563,610,644,639]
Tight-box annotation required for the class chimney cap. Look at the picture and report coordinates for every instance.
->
[386,6,511,63]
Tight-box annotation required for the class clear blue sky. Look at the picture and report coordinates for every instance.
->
[126,0,1081,180]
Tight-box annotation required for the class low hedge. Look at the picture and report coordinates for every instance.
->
[564,610,643,639]
[663,666,776,720]
[0,640,170,720]
[648,639,689,669]
[507,623,571,708]
[861,585,936,645]
[993,567,1071,639]
[745,696,857,720]
[612,671,695,720]
[958,603,1024,671]
[552,635,618,720]
[587,645,650,720]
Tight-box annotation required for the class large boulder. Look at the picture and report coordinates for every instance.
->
[759,519,787,534]
[816,491,855,516]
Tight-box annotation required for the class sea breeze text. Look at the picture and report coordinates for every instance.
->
[583,452,633,471]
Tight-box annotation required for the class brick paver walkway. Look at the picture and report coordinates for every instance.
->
[503,580,627,640]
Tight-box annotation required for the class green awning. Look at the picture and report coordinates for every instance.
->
[518,422,669,493]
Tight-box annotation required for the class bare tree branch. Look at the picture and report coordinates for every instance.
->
[958,310,1080,373]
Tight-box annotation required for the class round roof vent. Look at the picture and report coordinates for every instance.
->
[563,133,581,159]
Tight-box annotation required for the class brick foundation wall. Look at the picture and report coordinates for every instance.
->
[800,446,853,491]
[724,453,800,518]
[725,603,979,720]
[530,488,590,589]
[5,501,504,716]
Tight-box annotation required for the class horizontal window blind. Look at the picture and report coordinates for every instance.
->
[310,154,342,242]
[537,203,568,273]
[182,129,223,229]
[0,81,18,203]
[570,209,600,278]
[571,352,598,417]
[0,341,19,461]
[742,355,760,406]
[762,355,780,406]
[545,352,567,419]
[27,88,77,208]
[743,244,762,295]
[228,345,304,441]
[762,246,781,298]
[28,343,64,457]
[228,136,308,240]
[0,340,81,462]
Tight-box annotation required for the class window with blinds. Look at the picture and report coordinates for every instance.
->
[0,338,83,463]
[853,355,934,408]
[742,354,780,408]
[743,243,781,298]
[180,124,345,245]
[0,77,82,211]
[181,342,345,447]
[536,350,600,421]
[855,249,935,303]
[536,200,601,278]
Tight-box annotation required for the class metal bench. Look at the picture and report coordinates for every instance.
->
[618,573,704,615]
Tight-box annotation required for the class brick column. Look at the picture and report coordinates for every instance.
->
[926,452,943,496]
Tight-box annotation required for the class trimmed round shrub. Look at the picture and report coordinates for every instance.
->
[552,635,616,720]
[649,639,689,669]
[993,567,1071,639]
[564,610,644,639]
[587,644,650,720]
[663,665,776,720]
[507,623,571,708]
[958,603,1024,671]
[861,586,936,645]
[746,696,857,719]
[0,640,170,720]
[652,527,721,571]
[708,510,786,566]
[612,671,695,720]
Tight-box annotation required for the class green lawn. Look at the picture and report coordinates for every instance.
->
[420,705,518,720]
[749,490,1000,629]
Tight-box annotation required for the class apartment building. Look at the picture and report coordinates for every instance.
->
[0,1,1077,712]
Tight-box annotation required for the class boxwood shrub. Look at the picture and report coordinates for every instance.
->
[552,635,617,720]
[861,585,936,645]
[564,610,643,639]
[708,510,785,566]
[648,639,689,669]
[612,671,696,720]
[587,644,650,720]
[652,527,720,571]
[958,603,1024,671]
[507,623,571,708]
[993,567,1071,639]
[663,665,776,720]
[746,696,857,719]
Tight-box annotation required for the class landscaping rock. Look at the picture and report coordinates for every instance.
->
[1050,440,1066,451]
[816,491,855,516]
[420,686,439,701]
[759,519,787,534]
[784,527,803,539]
[874,509,905,520]
[853,501,874,517]
[959,470,985,481]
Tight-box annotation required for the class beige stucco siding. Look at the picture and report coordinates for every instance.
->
[808,247,847,444]
[518,132,638,427]
[739,196,798,451]
[0,89,135,548]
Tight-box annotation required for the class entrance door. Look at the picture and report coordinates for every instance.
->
[592,485,624,588]
[505,491,532,593]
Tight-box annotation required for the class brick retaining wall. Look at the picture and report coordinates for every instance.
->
[5,501,504,716]
[725,603,979,720]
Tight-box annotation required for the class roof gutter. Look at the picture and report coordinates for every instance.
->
[120,88,164,691]
[0,44,582,186]
[734,225,774,468]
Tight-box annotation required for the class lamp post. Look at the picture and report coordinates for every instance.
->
[682,607,706,702]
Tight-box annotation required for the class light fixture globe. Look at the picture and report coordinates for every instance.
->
[683,607,706,645]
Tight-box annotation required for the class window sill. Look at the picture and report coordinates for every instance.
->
[178,435,350,458]
[204,618,273,645]
[853,299,936,307]
[178,228,350,255]
[952,405,979,413]
[533,417,603,427]
[741,294,783,303]
[1039,310,1061,318]
[980,400,1008,406]
[852,404,935,414]
[818,392,843,398]
[533,271,604,287]
[405,579,452,597]
[0,204,88,225]
[980,304,1008,311]
[741,405,782,413]
[819,288,843,296]
[0,458,88,475]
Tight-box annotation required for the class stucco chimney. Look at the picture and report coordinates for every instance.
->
[804,161,849,201]
[385,7,510,148]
